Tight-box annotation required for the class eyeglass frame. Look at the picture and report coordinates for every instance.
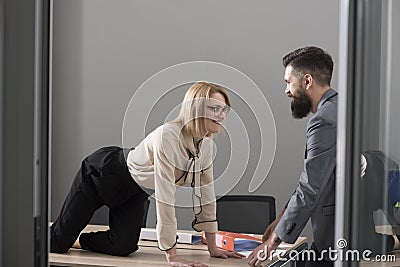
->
[206,105,231,117]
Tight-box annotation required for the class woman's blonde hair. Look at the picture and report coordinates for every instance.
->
[170,81,231,139]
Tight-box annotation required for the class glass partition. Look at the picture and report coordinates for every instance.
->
[337,0,400,266]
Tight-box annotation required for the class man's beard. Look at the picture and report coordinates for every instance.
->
[290,85,312,119]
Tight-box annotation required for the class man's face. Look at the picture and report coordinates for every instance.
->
[284,65,312,119]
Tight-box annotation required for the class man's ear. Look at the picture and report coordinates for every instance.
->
[304,74,313,89]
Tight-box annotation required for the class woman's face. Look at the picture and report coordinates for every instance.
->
[204,92,230,134]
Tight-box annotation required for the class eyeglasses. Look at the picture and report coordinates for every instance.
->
[207,105,230,116]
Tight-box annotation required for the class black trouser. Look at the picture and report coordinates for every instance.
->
[50,146,149,256]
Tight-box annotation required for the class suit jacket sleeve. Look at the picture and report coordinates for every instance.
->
[274,112,336,244]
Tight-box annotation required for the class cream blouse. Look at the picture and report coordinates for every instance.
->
[126,122,218,250]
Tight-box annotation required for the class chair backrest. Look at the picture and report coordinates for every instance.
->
[216,195,276,234]
[359,150,399,255]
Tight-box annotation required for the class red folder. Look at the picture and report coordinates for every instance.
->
[202,231,262,252]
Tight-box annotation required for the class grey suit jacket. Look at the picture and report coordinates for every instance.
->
[275,88,338,253]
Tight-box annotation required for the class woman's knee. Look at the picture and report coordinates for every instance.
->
[50,237,71,254]
[80,232,139,256]
[108,233,140,256]
[109,243,139,256]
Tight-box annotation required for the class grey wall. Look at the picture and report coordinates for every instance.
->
[379,1,400,164]
[51,0,339,241]
[387,1,400,163]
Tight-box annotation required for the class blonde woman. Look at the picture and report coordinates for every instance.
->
[51,81,243,266]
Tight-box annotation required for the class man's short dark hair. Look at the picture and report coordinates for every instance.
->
[282,46,334,86]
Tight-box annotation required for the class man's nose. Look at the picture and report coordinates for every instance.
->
[284,86,291,96]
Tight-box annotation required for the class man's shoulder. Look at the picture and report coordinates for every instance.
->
[309,97,337,128]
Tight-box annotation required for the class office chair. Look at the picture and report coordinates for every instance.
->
[359,150,399,255]
[216,195,276,234]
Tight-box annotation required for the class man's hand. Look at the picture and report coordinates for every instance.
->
[262,208,285,242]
[262,222,277,243]
[247,232,282,267]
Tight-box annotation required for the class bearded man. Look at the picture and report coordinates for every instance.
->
[249,46,337,267]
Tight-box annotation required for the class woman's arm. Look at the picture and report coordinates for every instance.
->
[195,158,242,259]
[191,167,218,233]
[154,126,209,266]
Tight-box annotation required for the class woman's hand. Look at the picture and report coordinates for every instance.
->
[165,247,208,267]
[167,255,208,267]
[208,247,244,259]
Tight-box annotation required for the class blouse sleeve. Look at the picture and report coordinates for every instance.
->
[191,139,218,233]
[153,127,179,250]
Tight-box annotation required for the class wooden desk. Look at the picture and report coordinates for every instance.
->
[49,225,307,267]
[51,246,245,267]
